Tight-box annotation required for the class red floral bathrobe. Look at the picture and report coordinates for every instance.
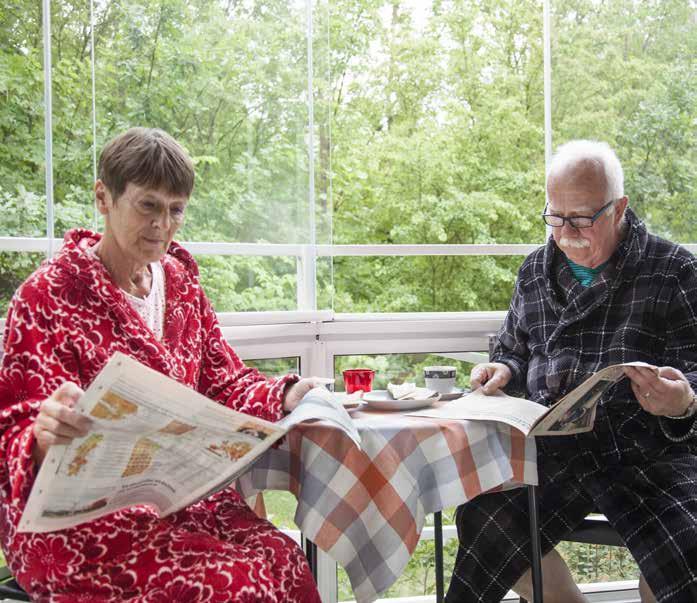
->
[0,229,319,602]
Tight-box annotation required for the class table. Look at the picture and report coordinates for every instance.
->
[237,407,538,603]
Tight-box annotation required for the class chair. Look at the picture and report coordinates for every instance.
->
[0,566,30,601]
[564,514,623,547]
[517,517,624,603]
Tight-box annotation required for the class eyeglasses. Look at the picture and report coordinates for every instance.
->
[542,198,620,229]
[132,198,187,225]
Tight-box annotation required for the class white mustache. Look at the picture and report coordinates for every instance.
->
[559,237,591,249]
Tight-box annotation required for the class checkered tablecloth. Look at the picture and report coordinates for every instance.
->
[236,407,538,603]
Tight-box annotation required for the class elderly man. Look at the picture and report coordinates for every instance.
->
[446,140,697,603]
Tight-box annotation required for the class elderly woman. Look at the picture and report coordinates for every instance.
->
[0,128,321,602]
[447,141,697,603]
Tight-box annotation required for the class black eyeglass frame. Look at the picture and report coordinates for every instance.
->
[542,198,621,229]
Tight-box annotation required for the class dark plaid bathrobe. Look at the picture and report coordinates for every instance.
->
[447,209,697,603]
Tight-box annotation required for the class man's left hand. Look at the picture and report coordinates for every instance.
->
[624,365,693,417]
[282,378,330,413]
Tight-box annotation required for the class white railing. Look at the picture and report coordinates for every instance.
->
[5,237,697,315]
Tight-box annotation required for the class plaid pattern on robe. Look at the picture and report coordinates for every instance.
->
[447,209,697,603]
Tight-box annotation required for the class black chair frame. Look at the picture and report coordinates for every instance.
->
[0,566,30,601]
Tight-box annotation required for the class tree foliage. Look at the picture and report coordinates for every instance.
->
[1,0,694,313]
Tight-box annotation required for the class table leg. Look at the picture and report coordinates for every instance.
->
[434,510,445,603]
[527,485,544,603]
[304,535,318,582]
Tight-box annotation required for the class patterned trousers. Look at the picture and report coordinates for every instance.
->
[446,439,697,603]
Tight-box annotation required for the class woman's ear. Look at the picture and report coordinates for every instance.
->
[94,180,111,216]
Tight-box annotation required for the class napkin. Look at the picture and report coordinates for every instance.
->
[387,383,436,400]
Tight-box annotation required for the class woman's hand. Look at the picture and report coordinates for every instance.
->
[624,365,694,417]
[32,382,92,466]
[470,362,513,395]
[282,378,330,413]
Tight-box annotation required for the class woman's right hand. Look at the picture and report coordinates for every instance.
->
[470,362,512,395]
[32,382,92,466]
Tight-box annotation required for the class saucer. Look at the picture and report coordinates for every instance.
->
[438,387,469,402]
[362,390,439,411]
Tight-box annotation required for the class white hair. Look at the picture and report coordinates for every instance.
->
[548,140,624,203]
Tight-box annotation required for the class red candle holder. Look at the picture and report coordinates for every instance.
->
[342,368,375,394]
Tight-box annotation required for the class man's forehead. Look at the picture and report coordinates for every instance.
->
[547,181,606,213]
[547,199,597,214]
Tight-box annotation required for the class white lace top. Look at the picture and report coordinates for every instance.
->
[122,262,165,341]
[87,246,165,340]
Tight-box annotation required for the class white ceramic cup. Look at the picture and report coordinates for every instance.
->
[424,365,456,394]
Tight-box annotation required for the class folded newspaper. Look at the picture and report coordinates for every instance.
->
[19,352,360,533]
[409,361,657,436]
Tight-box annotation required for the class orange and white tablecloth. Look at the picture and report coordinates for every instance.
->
[237,407,538,603]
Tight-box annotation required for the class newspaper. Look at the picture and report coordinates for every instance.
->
[19,352,360,533]
[409,362,657,437]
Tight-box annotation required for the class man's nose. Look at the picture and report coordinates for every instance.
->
[560,220,578,236]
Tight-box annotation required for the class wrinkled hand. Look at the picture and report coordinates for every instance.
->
[624,365,693,417]
[470,362,512,395]
[283,378,329,413]
[32,382,92,466]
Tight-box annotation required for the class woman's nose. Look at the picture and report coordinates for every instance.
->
[152,209,172,229]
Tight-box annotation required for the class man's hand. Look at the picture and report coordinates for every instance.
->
[32,382,92,466]
[470,362,513,395]
[624,365,694,417]
[283,378,330,413]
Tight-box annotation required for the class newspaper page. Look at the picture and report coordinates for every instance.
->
[408,390,548,435]
[409,361,656,437]
[19,353,359,533]
[527,361,657,436]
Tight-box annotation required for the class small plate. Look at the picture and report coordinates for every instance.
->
[336,392,365,411]
[362,390,439,411]
[438,387,470,402]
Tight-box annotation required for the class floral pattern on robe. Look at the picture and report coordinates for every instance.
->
[0,228,319,602]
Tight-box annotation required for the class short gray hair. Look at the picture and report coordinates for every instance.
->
[548,140,624,202]
[98,127,195,202]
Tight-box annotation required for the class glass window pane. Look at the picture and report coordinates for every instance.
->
[91,0,312,245]
[330,255,521,312]
[245,357,300,378]
[197,255,298,313]
[0,2,47,237]
[0,252,45,316]
[552,0,697,242]
[558,540,639,585]
[264,490,300,531]
[327,0,546,246]
[51,1,95,234]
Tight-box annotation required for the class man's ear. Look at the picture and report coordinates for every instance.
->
[614,195,629,223]
[94,180,111,216]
